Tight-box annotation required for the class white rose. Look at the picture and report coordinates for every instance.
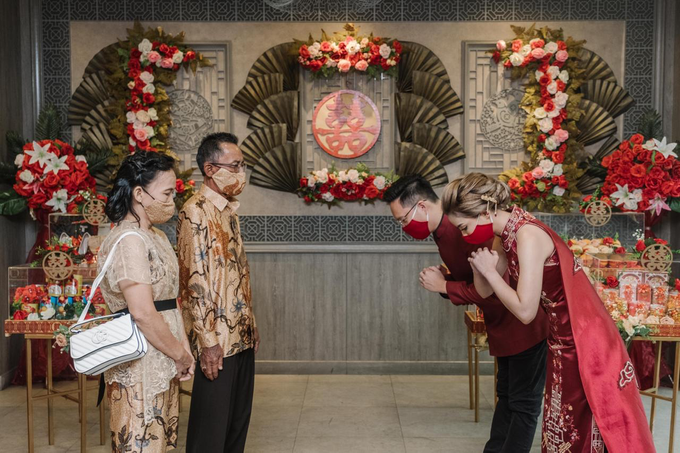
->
[534,107,547,119]
[144,125,155,138]
[337,170,348,182]
[127,80,136,90]
[558,70,569,83]
[19,169,34,183]
[307,176,316,188]
[534,70,544,81]
[622,318,635,337]
[544,42,558,54]
[389,59,397,66]
[14,153,24,167]
[308,42,321,58]
[547,81,558,95]
[147,108,158,120]
[316,172,329,184]
[538,117,554,133]
[129,137,137,147]
[552,164,564,176]
[126,111,137,123]
[539,159,555,174]
[142,83,155,94]
[509,53,524,67]
[172,51,184,64]
[139,71,154,84]
[326,59,337,68]
[544,136,558,150]
[519,45,531,57]
[136,110,151,123]
[347,169,360,183]
[554,92,569,109]
[322,192,335,202]
[138,39,152,53]
[379,43,392,59]
[552,186,566,197]
[133,120,145,130]
[331,42,339,52]
[547,107,562,118]
[547,65,560,79]
[347,41,362,55]
[374,176,386,190]
[360,38,369,47]
[75,155,87,163]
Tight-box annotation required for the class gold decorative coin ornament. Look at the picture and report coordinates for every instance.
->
[82,198,108,226]
[42,251,75,281]
[584,200,612,227]
[641,244,673,273]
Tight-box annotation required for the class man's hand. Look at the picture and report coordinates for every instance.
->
[419,267,447,294]
[469,247,500,278]
[199,343,224,381]
[253,327,260,354]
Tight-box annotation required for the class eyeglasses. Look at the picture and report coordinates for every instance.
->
[395,200,423,227]
[210,161,247,173]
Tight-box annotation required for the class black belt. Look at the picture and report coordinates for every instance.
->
[96,299,177,406]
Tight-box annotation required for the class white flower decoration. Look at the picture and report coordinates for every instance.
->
[45,189,71,213]
[558,70,569,83]
[138,39,153,53]
[139,71,154,84]
[547,107,562,118]
[539,159,555,175]
[19,170,34,183]
[45,155,70,175]
[25,141,55,168]
[519,45,531,57]
[142,83,155,94]
[534,70,544,80]
[75,155,87,163]
[509,53,524,67]
[346,41,362,55]
[553,92,569,109]
[172,51,184,64]
[144,125,155,138]
[648,194,671,217]
[544,42,558,54]
[347,169,360,183]
[647,137,678,159]
[547,81,558,95]
[322,192,335,203]
[534,107,548,119]
[379,43,392,59]
[126,111,137,123]
[136,110,151,123]
[148,108,159,120]
[538,118,554,133]
[374,176,386,190]
[552,164,564,176]
[552,186,566,197]
[544,136,558,151]
[14,153,24,167]
[610,184,642,211]
[547,65,560,79]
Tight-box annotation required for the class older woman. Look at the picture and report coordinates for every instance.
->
[98,151,194,452]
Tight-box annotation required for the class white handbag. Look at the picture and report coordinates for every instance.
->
[69,231,148,376]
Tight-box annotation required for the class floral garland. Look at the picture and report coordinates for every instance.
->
[492,25,586,213]
[298,163,395,207]
[108,22,210,161]
[11,140,97,217]
[296,24,401,78]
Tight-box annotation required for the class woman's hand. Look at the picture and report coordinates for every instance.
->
[469,248,500,278]
[174,348,195,381]
[419,267,447,294]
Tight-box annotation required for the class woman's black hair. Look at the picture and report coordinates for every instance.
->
[105,151,176,224]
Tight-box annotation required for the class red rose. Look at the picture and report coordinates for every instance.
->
[615,246,627,254]
[185,50,196,61]
[630,134,645,145]
[555,80,566,92]
[130,48,141,59]
[128,59,141,70]
[637,149,652,163]
[530,39,545,49]
[176,179,185,194]
[319,184,330,194]
[128,68,141,80]
[299,45,311,59]
[635,240,646,252]
[43,173,60,189]
[606,276,619,289]
[492,51,501,64]
[365,185,380,199]
[543,100,555,112]
[557,40,567,51]
[661,180,675,195]
[159,43,170,55]
[672,181,680,197]
[630,164,647,178]
[601,156,612,168]
[143,93,155,104]
[511,40,522,52]
[539,75,551,86]
[522,172,534,183]
[503,60,512,69]
[308,59,323,72]
[12,310,28,320]
[603,237,615,245]
[675,278,680,292]
[649,166,666,181]
[619,141,630,151]
[507,178,520,190]
[303,195,312,203]
[552,151,564,164]
[537,134,547,143]
[300,178,308,188]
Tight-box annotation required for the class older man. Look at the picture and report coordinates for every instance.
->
[178,132,260,453]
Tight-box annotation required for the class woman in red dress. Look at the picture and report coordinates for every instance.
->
[442,173,655,453]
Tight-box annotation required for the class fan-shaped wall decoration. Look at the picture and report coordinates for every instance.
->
[395,142,448,187]
[250,142,302,193]
[397,42,450,93]
[590,135,621,163]
[576,135,622,194]
[231,73,284,115]
[576,99,617,146]
[80,123,114,150]
[84,42,121,77]
[411,71,463,118]
[247,42,299,92]
[578,48,617,83]
[247,91,299,141]
[580,79,634,119]
[68,71,112,126]
[241,123,288,168]
[412,123,465,166]
[395,93,448,142]
[81,101,113,131]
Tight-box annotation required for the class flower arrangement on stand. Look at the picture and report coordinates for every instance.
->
[298,163,396,208]
[107,22,211,161]
[582,134,679,237]
[32,235,96,267]
[295,24,401,78]
[174,169,196,212]
[492,25,586,213]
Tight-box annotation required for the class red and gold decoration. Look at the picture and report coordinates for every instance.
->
[312,90,381,159]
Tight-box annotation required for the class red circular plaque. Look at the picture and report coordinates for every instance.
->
[312,90,381,159]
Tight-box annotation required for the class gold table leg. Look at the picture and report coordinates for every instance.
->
[650,340,663,432]
[474,345,480,423]
[669,343,680,453]
[468,330,474,410]
[26,339,34,453]
[47,340,54,445]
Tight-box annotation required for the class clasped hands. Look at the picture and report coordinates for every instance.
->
[468,247,500,277]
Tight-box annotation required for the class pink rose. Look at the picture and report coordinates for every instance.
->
[160,58,174,69]
[555,50,569,62]
[496,40,506,51]
[134,128,148,142]
[337,59,351,72]
[355,60,368,71]
[553,129,569,143]
[320,41,332,52]
[531,48,546,60]
[531,167,545,179]
[147,51,161,63]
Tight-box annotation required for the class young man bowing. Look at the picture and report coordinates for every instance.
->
[383,176,548,453]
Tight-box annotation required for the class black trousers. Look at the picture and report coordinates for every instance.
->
[186,348,255,453]
[484,340,548,453]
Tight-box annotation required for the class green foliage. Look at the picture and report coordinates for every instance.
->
[5,130,27,156]
[75,137,115,177]
[34,105,63,141]
[0,191,27,216]
[636,109,663,141]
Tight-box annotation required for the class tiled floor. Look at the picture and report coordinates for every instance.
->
[0,374,677,452]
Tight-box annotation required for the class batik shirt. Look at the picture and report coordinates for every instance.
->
[177,184,256,359]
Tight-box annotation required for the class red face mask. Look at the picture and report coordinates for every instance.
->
[462,214,494,245]
[402,205,431,240]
